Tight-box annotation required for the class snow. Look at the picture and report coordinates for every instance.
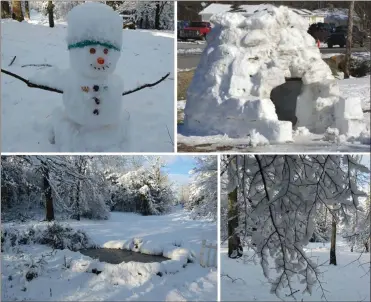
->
[178,6,370,151]
[1,209,217,301]
[2,11,174,152]
[177,48,204,55]
[184,7,351,143]
[66,3,123,52]
[221,239,370,301]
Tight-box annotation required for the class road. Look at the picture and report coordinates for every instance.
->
[177,41,370,70]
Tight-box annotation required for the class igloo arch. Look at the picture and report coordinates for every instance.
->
[184,6,350,142]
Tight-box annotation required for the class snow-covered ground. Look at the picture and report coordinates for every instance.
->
[178,76,370,152]
[1,208,217,301]
[221,239,370,301]
[1,13,174,152]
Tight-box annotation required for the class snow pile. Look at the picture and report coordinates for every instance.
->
[184,6,365,143]
[103,237,195,265]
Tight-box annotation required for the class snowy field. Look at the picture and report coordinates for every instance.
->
[1,13,174,152]
[221,239,370,301]
[1,208,217,301]
[178,76,370,152]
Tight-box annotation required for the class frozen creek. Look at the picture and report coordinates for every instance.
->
[80,248,168,264]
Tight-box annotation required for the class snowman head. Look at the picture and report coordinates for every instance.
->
[66,3,123,78]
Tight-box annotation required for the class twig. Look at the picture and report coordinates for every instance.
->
[21,64,53,68]
[122,72,170,96]
[1,68,170,96]
[166,124,174,146]
[285,289,300,297]
[8,56,16,66]
[1,69,63,93]
[363,109,370,113]
[221,273,246,284]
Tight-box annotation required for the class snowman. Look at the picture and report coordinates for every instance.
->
[49,2,130,151]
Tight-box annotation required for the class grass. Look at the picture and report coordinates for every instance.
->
[177,70,195,100]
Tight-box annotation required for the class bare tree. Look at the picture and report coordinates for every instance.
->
[1,1,11,18]
[344,1,354,79]
[47,1,54,28]
[11,0,24,22]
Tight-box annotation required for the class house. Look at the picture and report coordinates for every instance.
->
[199,3,325,25]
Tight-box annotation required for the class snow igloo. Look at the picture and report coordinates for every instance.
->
[184,6,352,142]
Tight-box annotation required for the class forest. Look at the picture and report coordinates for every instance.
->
[221,155,370,300]
[1,155,217,223]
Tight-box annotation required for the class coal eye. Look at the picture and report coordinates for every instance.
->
[104,48,108,54]
[90,48,96,54]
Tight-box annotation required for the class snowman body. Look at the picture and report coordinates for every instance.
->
[62,69,123,127]
[50,2,129,151]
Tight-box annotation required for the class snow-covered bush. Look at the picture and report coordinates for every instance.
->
[112,164,174,216]
[186,156,218,220]
[2,223,96,252]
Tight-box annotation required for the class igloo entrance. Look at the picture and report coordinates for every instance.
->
[270,78,302,126]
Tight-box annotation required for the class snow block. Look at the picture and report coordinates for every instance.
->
[335,97,365,137]
[183,6,346,140]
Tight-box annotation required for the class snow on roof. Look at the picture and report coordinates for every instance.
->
[199,3,322,17]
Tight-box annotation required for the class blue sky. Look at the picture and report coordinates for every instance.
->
[160,156,197,188]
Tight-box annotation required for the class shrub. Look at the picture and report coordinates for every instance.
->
[2,223,96,252]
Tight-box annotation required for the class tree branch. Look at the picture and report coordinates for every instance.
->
[1,68,170,96]
[1,68,63,93]
[122,72,170,96]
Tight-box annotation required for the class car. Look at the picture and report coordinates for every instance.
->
[326,25,366,48]
[308,22,333,42]
[178,21,211,41]
[177,20,190,37]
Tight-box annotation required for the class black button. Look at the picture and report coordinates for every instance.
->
[93,85,99,92]
[93,109,99,115]
[93,97,100,105]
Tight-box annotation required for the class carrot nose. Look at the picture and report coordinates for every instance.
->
[97,57,105,65]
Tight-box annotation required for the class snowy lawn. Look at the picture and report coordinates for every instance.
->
[221,240,370,301]
[1,209,217,301]
[1,18,174,152]
[178,76,370,152]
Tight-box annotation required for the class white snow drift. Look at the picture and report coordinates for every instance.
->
[184,6,366,143]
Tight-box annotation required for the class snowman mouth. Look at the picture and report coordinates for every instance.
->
[91,63,111,71]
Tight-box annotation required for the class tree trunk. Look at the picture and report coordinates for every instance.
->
[1,1,11,18]
[47,1,54,28]
[43,167,55,221]
[155,3,161,30]
[24,1,30,20]
[228,185,242,258]
[344,1,354,79]
[329,213,337,265]
[11,0,24,22]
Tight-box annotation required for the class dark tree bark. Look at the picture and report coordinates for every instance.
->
[47,1,54,28]
[1,1,11,18]
[330,213,337,265]
[24,1,30,20]
[344,1,354,79]
[154,1,167,30]
[43,166,55,221]
[11,0,24,22]
[227,157,243,259]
